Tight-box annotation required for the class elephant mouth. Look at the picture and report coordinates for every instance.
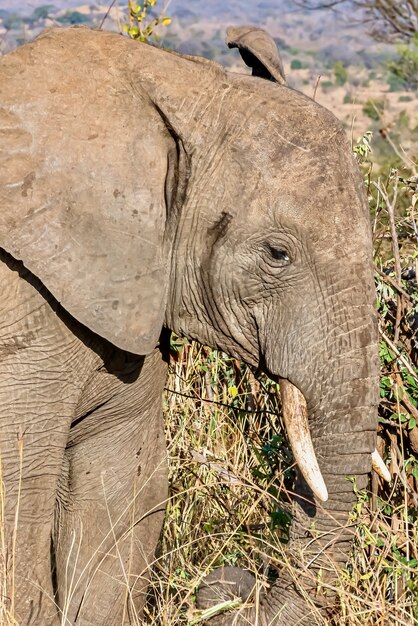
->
[279,379,390,502]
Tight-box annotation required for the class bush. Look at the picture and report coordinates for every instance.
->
[2,13,23,30]
[290,58,304,70]
[386,34,418,92]
[31,5,54,21]
[321,79,334,91]
[334,60,348,86]
[56,11,90,25]
[388,73,408,92]
[362,98,385,122]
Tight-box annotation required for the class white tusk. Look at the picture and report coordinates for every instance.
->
[371,449,391,482]
[280,380,328,503]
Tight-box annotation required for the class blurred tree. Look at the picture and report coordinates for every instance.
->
[386,32,418,90]
[294,1,418,42]
[3,13,23,30]
[32,5,55,21]
[56,11,90,25]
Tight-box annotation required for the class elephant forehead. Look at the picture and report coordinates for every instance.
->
[220,147,368,241]
[272,189,369,246]
[220,85,366,219]
[227,174,371,264]
[249,130,369,245]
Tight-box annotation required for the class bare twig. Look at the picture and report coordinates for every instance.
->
[379,329,418,382]
[375,267,413,303]
[374,176,403,345]
[97,0,118,30]
[190,451,242,485]
[312,75,321,101]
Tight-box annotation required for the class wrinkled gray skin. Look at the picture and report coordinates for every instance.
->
[0,26,379,626]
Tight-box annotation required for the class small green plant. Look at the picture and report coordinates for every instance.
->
[398,110,410,129]
[333,60,348,86]
[125,0,171,43]
[353,130,373,163]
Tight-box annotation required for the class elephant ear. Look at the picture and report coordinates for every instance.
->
[0,35,179,355]
[226,26,287,85]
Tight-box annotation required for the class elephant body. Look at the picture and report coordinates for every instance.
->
[0,27,380,625]
[0,249,169,624]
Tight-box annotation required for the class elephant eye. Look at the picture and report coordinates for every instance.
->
[264,243,291,264]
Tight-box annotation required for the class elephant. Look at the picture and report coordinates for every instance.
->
[0,24,388,626]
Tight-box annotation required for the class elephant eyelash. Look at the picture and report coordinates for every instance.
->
[263,243,291,264]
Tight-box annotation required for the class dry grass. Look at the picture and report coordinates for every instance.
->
[0,433,23,626]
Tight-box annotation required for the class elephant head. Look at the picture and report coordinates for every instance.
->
[0,26,383,624]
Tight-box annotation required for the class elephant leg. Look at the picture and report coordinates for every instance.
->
[54,348,169,626]
[0,361,73,626]
[0,254,93,626]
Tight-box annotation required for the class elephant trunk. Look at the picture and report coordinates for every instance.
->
[198,359,380,624]
[259,397,375,624]
[256,353,379,624]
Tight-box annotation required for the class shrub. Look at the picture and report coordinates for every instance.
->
[334,60,348,86]
[399,95,413,102]
[321,79,334,91]
[32,5,54,21]
[386,33,418,92]
[56,11,90,25]
[125,0,171,43]
[388,73,408,92]
[362,98,385,121]
[290,59,303,70]
[2,13,23,30]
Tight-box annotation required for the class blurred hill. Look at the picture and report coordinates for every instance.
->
[0,0,384,63]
